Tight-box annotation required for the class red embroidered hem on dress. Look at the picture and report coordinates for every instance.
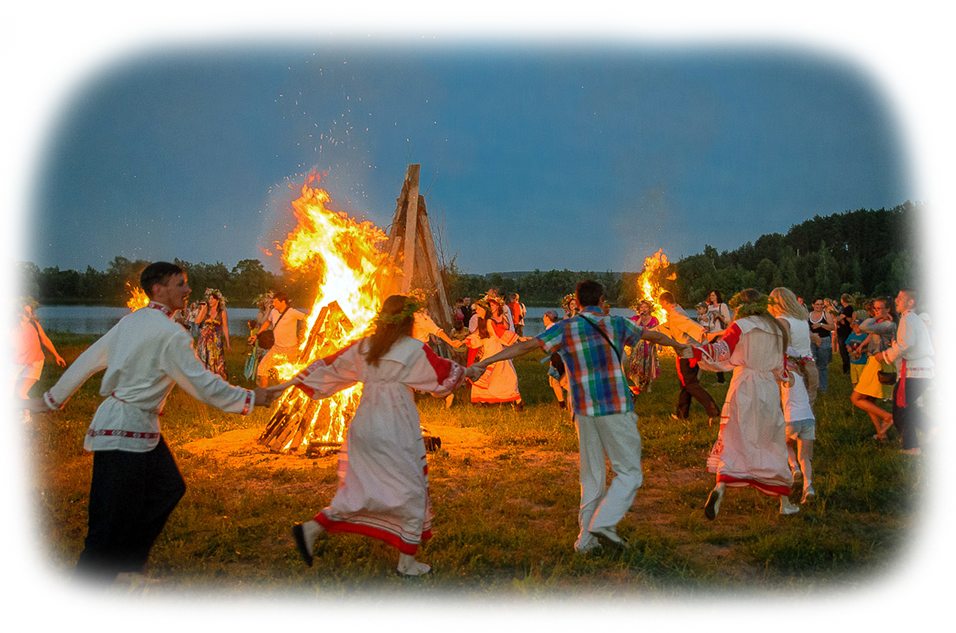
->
[716,474,791,497]
[314,513,432,555]
[470,395,522,404]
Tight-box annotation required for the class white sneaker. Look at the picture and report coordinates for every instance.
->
[444,393,454,409]
[801,486,816,504]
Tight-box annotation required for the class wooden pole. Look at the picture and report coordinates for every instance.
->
[400,165,421,294]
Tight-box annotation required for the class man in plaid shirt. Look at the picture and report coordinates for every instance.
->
[471,280,691,553]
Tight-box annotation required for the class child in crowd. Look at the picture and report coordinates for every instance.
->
[845,315,869,386]
[541,309,569,411]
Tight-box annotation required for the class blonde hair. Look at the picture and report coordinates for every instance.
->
[769,287,808,320]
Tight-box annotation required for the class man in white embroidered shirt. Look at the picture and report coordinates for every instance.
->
[872,288,934,456]
[26,262,278,586]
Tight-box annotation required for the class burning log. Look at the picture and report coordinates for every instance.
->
[257,300,360,452]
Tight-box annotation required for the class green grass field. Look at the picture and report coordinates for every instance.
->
[22,332,930,598]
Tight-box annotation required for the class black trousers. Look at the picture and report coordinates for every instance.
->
[76,437,186,583]
[676,358,720,419]
[892,377,931,450]
[838,332,851,374]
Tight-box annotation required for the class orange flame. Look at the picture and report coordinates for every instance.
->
[270,172,393,450]
[636,249,676,325]
[126,282,149,311]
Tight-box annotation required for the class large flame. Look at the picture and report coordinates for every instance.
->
[637,249,676,325]
[126,282,149,311]
[268,172,393,450]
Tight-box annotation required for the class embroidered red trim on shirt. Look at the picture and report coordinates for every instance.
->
[43,390,64,410]
[147,302,174,319]
[242,391,252,415]
[297,341,357,381]
[421,342,453,384]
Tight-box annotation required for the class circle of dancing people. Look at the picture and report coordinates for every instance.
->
[21,264,935,584]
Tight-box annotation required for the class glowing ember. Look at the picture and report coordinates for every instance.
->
[126,282,149,311]
[636,249,676,325]
[267,172,394,450]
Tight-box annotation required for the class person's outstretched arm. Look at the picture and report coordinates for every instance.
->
[470,338,543,374]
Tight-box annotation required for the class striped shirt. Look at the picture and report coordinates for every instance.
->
[537,307,644,417]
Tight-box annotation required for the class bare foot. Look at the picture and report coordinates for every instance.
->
[397,553,432,576]
[56,591,96,618]
[113,571,162,587]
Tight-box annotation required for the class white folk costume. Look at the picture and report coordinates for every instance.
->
[40,300,254,580]
[779,316,815,428]
[694,316,792,497]
[465,322,522,404]
[43,301,253,450]
[293,336,465,554]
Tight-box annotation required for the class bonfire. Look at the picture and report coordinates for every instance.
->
[126,282,149,311]
[258,173,395,453]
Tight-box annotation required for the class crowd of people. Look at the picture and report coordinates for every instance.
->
[16,264,935,584]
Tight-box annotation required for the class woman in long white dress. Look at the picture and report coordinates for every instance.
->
[281,295,469,576]
[692,288,800,519]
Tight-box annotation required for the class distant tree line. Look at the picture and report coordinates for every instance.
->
[17,256,320,309]
[20,202,924,311]
[445,201,925,307]
[445,266,626,307]
[669,201,923,306]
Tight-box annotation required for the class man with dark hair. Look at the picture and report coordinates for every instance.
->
[658,292,721,425]
[26,261,278,586]
[470,280,691,553]
[257,290,308,387]
[873,288,934,455]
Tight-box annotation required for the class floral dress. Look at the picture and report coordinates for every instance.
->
[198,312,227,379]
[626,315,660,393]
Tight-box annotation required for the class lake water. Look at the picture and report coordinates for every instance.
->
[35,305,657,337]
[36,306,264,336]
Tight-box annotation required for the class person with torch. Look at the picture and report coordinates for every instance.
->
[467,280,692,553]
[22,262,279,587]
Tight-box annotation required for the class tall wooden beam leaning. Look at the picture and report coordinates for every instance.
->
[384,164,452,332]
[401,165,421,295]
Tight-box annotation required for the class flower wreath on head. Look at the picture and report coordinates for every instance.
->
[727,291,776,319]
[561,293,576,314]
[375,297,422,326]
[253,291,273,309]
[204,288,227,305]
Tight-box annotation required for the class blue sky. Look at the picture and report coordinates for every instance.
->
[26,43,910,275]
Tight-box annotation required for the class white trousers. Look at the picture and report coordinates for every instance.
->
[574,410,643,552]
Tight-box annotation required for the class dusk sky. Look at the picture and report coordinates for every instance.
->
[25,43,912,276]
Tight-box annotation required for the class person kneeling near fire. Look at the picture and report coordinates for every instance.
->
[267,295,482,576]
